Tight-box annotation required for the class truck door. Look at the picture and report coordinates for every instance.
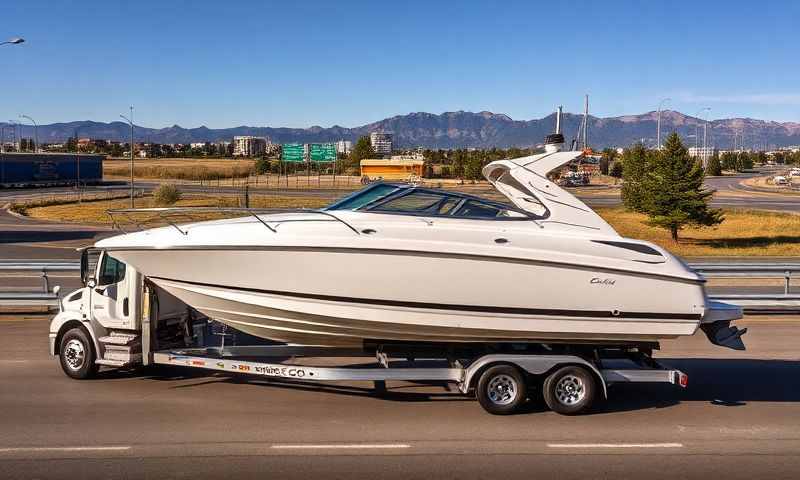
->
[89,253,133,329]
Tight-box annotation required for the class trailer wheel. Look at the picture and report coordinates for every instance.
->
[59,328,98,380]
[475,365,527,415]
[542,365,596,415]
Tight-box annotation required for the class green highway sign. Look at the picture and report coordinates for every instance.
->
[281,143,305,162]
[310,143,337,162]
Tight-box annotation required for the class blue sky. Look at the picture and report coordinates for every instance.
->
[2,0,798,128]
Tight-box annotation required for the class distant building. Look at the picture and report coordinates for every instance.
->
[77,138,107,149]
[360,155,424,181]
[190,142,207,149]
[336,140,352,155]
[215,141,232,155]
[688,146,714,164]
[233,136,268,156]
[369,132,393,157]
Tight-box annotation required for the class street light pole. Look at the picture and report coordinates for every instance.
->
[19,115,38,153]
[702,108,711,165]
[693,107,710,154]
[7,121,18,151]
[656,98,671,149]
[120,107,135,208]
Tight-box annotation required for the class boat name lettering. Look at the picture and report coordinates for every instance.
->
[254,365,307,378]
[590,277,616,285]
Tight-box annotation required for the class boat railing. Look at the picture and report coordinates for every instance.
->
[106,207,361,236]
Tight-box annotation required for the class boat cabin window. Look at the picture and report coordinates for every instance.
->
[367,189,527,219]
[326,182,531,220]
[370,191,461,215]
[452,200,525,218]
[97,254,126,286]
[325,183,398,211]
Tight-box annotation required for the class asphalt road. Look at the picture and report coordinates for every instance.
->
[0,316,798,479]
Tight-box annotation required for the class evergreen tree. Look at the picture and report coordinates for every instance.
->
[720,152,737,171]
[640,132,722,241]
[609,160,623,178]
[345,136,375,171]
[706,151,722,176]
[464,155,484,180]
[620,143,649,211]
[738,151,753,171]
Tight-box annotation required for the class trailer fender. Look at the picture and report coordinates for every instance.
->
[461,354,607,399]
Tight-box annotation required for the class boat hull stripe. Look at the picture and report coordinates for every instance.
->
[151,277,702,321]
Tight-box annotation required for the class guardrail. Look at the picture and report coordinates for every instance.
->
[0,261,80,293]
[1,260,798,312]
[689,263,799,295]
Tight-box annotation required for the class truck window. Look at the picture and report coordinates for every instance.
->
[98,255,126,286]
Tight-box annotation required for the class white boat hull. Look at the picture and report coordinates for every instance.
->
[112,247,706,347]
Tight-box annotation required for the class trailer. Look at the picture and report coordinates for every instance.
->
[0,152,103,187]
[49,248,687,415]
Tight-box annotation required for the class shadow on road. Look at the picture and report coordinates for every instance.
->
[90,358,800,414]
[0,230,101,244]
[599,358,800,414]
[691,235,800,249]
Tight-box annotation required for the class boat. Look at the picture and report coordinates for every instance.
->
[95,125,746,351]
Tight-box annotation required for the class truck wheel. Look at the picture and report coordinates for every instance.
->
[542,365,596,415]
[59,328,98,380]
[476,365,527,415]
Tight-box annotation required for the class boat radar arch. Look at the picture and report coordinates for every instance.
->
[483,106,617,235]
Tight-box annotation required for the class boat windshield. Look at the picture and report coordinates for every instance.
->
[327,183,530,220]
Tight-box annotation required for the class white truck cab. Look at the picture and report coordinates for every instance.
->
[49,248,186,379]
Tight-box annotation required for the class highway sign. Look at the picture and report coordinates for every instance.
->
[281,144,305,162]
[310,143,337,162]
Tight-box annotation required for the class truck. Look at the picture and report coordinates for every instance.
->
[49,247,689,415]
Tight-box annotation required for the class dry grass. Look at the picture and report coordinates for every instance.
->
[597,207,800,257]
[23,195,329,225]
[104,158,256,180]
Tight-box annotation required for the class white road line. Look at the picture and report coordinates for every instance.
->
[0,446,131,453]
[547,443,683,449]
[270,444,411,450]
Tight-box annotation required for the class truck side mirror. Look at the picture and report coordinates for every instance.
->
[87,278,97,289]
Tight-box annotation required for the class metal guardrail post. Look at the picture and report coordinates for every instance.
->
[42,268,49,293]
[785,270,791,295]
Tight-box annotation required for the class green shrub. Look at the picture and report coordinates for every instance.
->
[153,184,181,206]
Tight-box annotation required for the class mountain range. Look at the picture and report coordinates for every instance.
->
[8,111,800,150]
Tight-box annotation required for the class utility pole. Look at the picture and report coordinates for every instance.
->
[582,94,589,150]
[656,98,670,149]
[120,107,135,208]
[19,115,38,153]
[702,109,710,166]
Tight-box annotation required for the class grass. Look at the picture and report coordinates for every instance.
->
[103,158,256,180]
[596,207,800,257]
[22,195,329,224]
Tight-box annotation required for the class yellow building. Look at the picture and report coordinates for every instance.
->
[360,157,425,181]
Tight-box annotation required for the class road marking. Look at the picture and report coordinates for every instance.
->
[270,444,411,450]
[0,446,131,453]
[547,443,683,449]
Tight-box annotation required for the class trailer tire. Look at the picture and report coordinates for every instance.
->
[542,365,596,415]
[59,327,98,380]
[475,365,527,415]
